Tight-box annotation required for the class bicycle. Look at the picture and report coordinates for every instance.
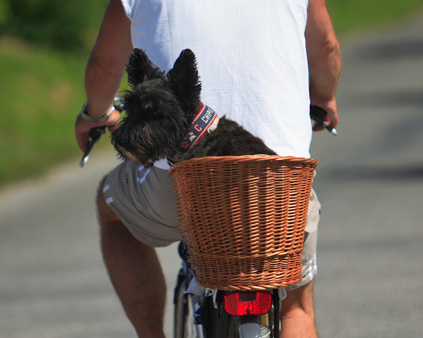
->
[80,99,329,337]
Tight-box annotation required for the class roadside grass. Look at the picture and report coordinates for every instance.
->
[327,0,423,35]
[0,1,422,188]
[0,39,103,187]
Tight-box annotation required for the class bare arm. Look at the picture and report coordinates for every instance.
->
[306,0,342,130]
[75,0,133,152]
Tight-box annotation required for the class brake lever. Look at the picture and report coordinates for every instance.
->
[79,126,106,167]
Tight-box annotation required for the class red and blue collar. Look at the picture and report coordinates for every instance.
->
[168,105,218,165]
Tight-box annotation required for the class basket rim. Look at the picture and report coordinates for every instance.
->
[168,155,318,175]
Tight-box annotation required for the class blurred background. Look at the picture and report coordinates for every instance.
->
[0,0,422,337]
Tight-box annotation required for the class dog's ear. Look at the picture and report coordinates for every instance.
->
[167,49,202,110]
[127,48,165,86]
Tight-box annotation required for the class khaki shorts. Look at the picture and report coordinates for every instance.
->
[103,160,321,290]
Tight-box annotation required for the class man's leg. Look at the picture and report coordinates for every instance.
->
[97,178,166,338]
[279,188,321,337]
[280,281,317,338]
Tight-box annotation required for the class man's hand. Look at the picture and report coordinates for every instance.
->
[75,109,120,153]
[310,97,339,132]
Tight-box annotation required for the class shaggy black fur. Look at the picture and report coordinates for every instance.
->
[111,48,276,166]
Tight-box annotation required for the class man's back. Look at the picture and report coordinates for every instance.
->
[122,0,312,161]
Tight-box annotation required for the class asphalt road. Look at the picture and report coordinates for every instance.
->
[1,15,422,338]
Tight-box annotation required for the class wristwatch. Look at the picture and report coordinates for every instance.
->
[79,102,115,122]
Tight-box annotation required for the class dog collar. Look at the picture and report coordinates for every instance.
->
[168,105,218,165]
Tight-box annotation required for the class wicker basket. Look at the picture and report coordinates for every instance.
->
[168,155,318,291]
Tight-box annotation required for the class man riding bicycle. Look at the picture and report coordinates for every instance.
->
[75,0,341,337]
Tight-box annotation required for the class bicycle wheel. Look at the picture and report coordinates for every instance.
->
[200,295,236,338]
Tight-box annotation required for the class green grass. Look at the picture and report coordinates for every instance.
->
[0,39,92,186]
[0,0,422,188]
[327,0,423,35]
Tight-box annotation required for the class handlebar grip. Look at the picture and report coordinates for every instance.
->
[310,105,338,136]
[310,105,327,121]
[89,126,106,141]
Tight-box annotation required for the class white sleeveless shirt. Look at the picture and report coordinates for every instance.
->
[121,0,312,166]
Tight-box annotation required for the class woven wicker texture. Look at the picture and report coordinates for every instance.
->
[168,155,318,290]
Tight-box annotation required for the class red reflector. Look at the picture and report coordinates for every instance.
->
[224,291,272,316]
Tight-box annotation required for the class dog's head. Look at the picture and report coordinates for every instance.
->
[111,48,203,166]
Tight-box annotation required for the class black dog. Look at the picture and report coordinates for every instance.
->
[112,48,276,166]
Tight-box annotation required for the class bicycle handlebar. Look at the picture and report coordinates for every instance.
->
[79,101,335,167]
